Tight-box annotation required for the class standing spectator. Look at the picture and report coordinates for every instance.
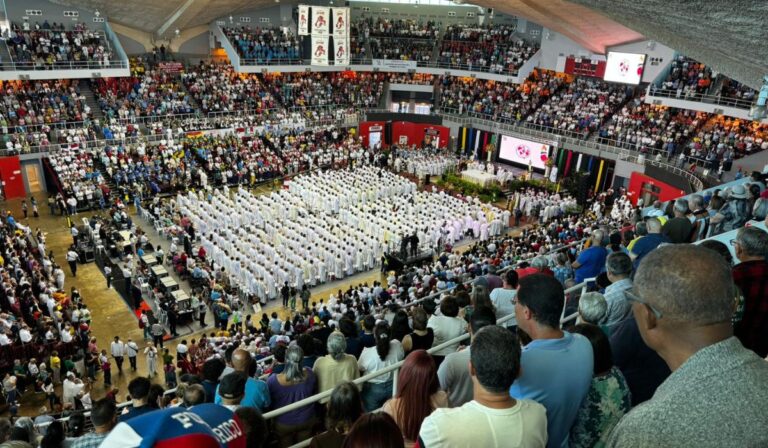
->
[629,218,669,270]
[313,332,359,401]
[601,252,634,327]
[120,377,153,422]
[125,339,139,372]
[62,372,84,407]
[144,342,158,377]
[310,382,364,448]
[489,270,518,330]
[731,226,768,357]
[358,321,405,412]
[66,248,79,277]
[572,230,607,283]
[569,324,631,448]
[49,351,61,384]
[511,274,594,448]
[344,413,405,448]
[383,350,448,443]
[662,199,694,244]
[427,296,466,366]
[70,399,117,448]
[607,245,768,447]
[401,307,434,354]
[151,321,164,348]
[104,265,112,288]
[267,345,318,447]
[100,350,111,387]
[215,349,270,411]
[110,336,125,374]
[420,326,547,447]
[710,185,752,234]
[21,200,28,219]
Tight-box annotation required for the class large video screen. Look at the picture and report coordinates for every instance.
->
[604,52,646,85]
[498,135,551,170]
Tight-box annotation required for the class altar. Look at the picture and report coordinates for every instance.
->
[461,169,498,187]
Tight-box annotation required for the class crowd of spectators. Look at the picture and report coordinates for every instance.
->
[658,55,713,98]
[363,18,440,39]
[223,26,301,63]
[5,21,115,69]
[439,24,537,74]
[0,80,91,127]
[526,78,631,138]
[92,70,195,119]
[260,72,384,109]
[369,38,434,62]
[181,63,278,113]
[687,115,768,163]
[717,79,758,102]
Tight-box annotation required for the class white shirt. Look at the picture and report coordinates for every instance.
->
[419,399,547,448]
[111,341,125,357]
[62,378,84,404]
[176,343,188,355]
[19,329,32,343]
[358,340,404,384]
[427,315,467,356]
[489,288,518,327]
[125,341,139,357]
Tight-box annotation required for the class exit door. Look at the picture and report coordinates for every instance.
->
[25,162,42,193]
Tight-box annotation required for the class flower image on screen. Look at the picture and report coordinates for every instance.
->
[498,135,551,170]
[604,52,646,85]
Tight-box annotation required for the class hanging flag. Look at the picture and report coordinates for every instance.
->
[334,37,349,65]
[575,153,583,172]
[564,150,573,177]
[311,36,329,65]
[595,160,605,192]
[332,8,348,39]
[312,7,330,36]
[298,5,309,36]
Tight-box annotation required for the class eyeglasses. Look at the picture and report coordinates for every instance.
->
[729,239,741,247]
[625,289,663,319]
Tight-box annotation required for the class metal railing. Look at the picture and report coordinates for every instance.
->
[0,59,129,71]
[647,86,756,110]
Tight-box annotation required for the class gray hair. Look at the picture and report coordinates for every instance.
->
[635,245,734,325]
[578,292,607,324]
[635,221,647,236]
[646,217,662,233]
[689,194,704,210]
[736,227,768,258]
[283,345,306,383]
[326,331,347,361]
[674,198,689,214]
[606,252,633,277]
[591,229,605,245]
[531,256,549,270]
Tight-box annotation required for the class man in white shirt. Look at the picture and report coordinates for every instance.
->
[420,325,547,448]
[0,332,10,346]
[19,326,33,344]
[176,340,188,360]
[125,338,139,372]
[66,249,79,277]
[111,336,125,373]
[489,270,519,330]
[62,372,85,406]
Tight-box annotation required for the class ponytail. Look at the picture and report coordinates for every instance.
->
[374,321,391,361]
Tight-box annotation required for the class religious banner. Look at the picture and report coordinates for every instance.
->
[311,36,329,66]
[334,37,349,66]
[312,6,330,36]
[332,8,349,39]
[298,5,309,36]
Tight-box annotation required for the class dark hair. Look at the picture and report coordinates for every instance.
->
[202,358,226,382]
[296,334,317,357]
[66,412,86,437]
[235,407,267,448]
[40,421,65,448]
[390,310,411,341]
[439,296,459,317]
[699,240,734,266]
[517,274,564,328]
[504,270,519,288]
[339,317,358,338]
[127,377,151,400]
[90,398,117,427]
[343,412,405,448]
[411,307,428,331]
[454,291,471,309]
[148,384,165,409]
[9,427,29,442]
[374,321,393,361]
[570,323,613,375]
[363,315,376,331]
[273,344,288,363]
[470,306,497,333]
[326,381,364,434]
[393,350,439,441]
[470,326,521,393]
[421,300,437,316]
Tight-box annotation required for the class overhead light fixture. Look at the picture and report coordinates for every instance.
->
[414,0,418,7]
[229,15,234,23]
[175,29,180,36]
[94,10,100,18]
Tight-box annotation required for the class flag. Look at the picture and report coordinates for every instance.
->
[334,37,349,66]
[311,36,329,66]
[332,8,348,39]
[298,5,309,35]
[312,6,330,36]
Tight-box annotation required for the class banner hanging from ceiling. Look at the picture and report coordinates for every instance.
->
[335,37,349,66]
[298,5,309,36]
[332,8,349,39]
[311,35,329,65]
[312,6,330,36]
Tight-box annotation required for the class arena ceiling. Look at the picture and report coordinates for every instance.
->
[51,0,768,89]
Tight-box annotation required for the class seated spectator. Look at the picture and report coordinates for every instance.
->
[662,199,694,243]
[607,245,768,446]
[569,324,632,447]
[69,398,116,448]
[310,381,364,448]
[420,325,547,447]
[313,332,360,401]
[577,292,608,325]
[629,218,669,269]
[572,230,607,283]
[601,252,634,327]
[511,274,594,448]
[401,307,434,354]
[382,350,448,443]
[119,377,152,422]
[731,226,768,357]
[215,348,270,411]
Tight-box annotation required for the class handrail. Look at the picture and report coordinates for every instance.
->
[647,86,756,110]
[263,280,587,422]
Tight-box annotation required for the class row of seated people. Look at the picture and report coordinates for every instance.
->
[260,72,385,109]
[46,143,110,209]
[349,23,368,61]
[223,26,301,63]
[92,72,195,119]
[369,37,434,62]
[181,63,279,113]
[687,116,768,164]
[0,80,91,127]
[717,78,759,102]
[439,70,566,123]
[5,22,114,68]
[658,55,713,97]
[361,18,440,39]
[386,73,435,85]
[525,78,632,138]
[439,24,537,74]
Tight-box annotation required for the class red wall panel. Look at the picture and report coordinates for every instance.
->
[358,121,450,149]
[627,171,686,206]
[0,156,26,199]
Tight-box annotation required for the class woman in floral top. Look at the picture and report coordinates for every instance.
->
[569,323,632,448]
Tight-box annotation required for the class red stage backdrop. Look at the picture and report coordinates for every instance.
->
[0,156,26,199]
[627,172,687,206]
[358,121,450,149]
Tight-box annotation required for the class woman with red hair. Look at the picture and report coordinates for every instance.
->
[381,350,448,443]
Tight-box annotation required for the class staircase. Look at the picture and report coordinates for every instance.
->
[178,73,203,113]
[82,83,106,122]
[0,41,12,67]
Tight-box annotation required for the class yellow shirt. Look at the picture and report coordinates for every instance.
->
[50,356,61,369]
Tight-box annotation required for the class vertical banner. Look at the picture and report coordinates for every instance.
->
[311,36,329,66]
[332,8,349,39]
[312,6,330,37]
[298,5,309,36]
[334,37,349,66]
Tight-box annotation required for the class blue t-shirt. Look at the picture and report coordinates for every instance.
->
[630,233,670,270]
[214,377,271,411]
[510,332,594,448]
[574,246,608,283]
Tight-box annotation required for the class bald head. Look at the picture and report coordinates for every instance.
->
[231,349,252,372]
[635,245,734,326]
